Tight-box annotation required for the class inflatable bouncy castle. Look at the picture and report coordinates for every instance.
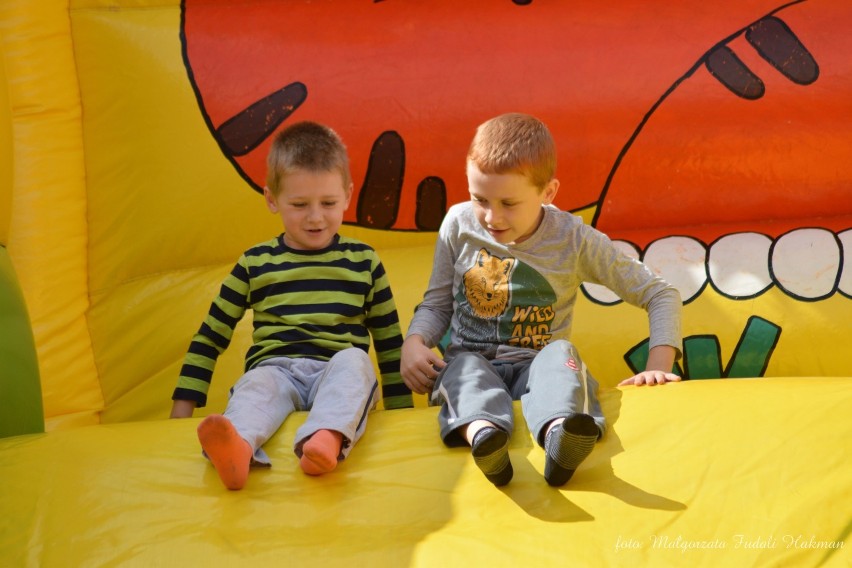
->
[1,1,850,565]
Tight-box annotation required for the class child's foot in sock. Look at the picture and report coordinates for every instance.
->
[471,427,513,486]
[197,414,253,490]
[300,429,343,476]
[544,412,599,487]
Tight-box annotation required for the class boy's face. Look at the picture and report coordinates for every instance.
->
[466,161,559,245]
[264,169,352,250]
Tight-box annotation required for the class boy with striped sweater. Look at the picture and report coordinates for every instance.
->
[171,122,410,490]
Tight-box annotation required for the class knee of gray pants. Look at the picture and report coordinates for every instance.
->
[224,362,302,458]
[525,339,606,442]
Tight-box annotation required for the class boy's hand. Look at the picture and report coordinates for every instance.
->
[401,335,446,394]
[618,371,681,386]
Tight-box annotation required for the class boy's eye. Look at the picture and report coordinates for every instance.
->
[322,201,337,207]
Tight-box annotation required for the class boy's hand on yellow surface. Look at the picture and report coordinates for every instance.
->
[401,335,446,394]
[618,371,681,386]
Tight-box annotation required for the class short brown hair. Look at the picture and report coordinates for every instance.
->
[266,121,352,195]
[467,113,556,190]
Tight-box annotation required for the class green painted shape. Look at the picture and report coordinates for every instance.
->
[0,247,44,437]
[625,341,649,374]
[625,315,780,381]
[683,336,722,380]
[726,316,781,378]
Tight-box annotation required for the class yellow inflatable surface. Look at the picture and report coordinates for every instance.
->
[1,0,850,566]
[2,379,850,567]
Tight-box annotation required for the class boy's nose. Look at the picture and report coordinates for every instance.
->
[306,206,322,220]
[485,207,500,225]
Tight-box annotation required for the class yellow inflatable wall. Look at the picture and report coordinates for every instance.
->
[1,1,850,566]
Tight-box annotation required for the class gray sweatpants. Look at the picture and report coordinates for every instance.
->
[222,348,379,465]
[431,340,605,447]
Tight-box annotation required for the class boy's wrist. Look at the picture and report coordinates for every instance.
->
[404,333,426,346]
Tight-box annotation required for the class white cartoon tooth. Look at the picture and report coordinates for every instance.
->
[642,236,707,303]
[770,228,840,300]
[582,240,640,304]
[708,232,773,298]
[837,229,851,296]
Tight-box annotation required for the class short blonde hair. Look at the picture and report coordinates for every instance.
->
[467,113,556,190]
[266,121,352,196]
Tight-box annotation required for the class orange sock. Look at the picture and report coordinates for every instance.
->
[197,414,253,490]
[299,429,343,476]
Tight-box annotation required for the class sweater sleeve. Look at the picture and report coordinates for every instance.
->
[365,253,412,409]
[578,227,683,359]
[405,218,456,348]
[172,258,250,407]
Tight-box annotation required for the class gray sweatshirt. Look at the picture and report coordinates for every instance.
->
[407,202,682,362]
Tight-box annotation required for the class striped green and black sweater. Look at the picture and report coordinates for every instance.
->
[173,234,412,409]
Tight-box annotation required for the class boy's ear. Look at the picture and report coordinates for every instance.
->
[343,183,354,208]
[263,186,278,213]
[542,178,560,205]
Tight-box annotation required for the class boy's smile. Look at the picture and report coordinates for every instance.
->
[264,169,352,250]
[466,162,559,245]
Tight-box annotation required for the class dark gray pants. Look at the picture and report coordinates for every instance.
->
[431,340,605,447]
